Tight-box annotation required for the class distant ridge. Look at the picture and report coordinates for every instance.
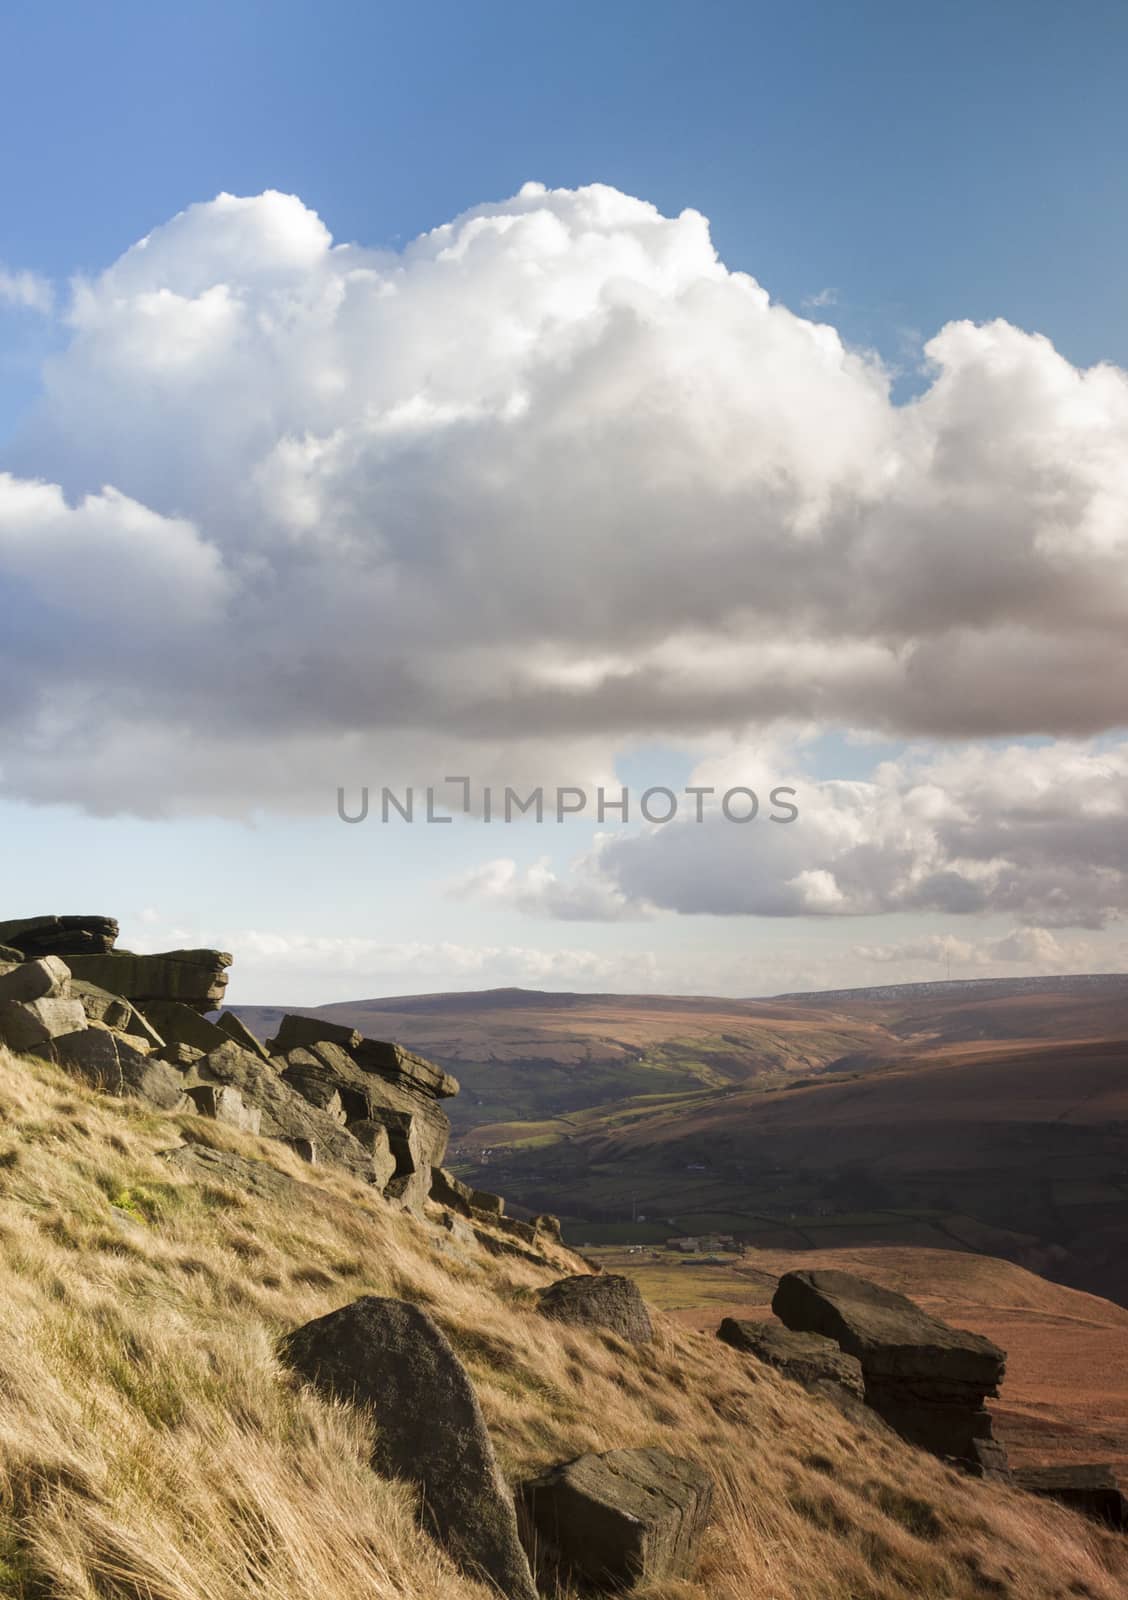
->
[773,973,1128,1005]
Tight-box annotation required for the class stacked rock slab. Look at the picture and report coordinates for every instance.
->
[520,1448,713,1589]
[267,1014,459,1212]
[0,915,118,958]
[773,1269,1008,1476]
[64,949,231,1013]
[717,1317,865,1400]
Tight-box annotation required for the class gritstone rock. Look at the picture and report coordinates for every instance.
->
[538,1274,654,1344]
[280,1297,538,1600]
[773,1268,1008,1475]
[520,1448,713,1589]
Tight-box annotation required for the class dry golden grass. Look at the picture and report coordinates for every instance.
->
[0,1045,1123,1600]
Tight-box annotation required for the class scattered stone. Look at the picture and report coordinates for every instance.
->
[520,1448,713,1589]
[64,949,232,1012]
[281,1297,538,1600]
[471,1188,505,1217]
[185,1083,262,1134]
[535,1214,563,1240]
[140,1000,229,1055]
[284,1137,318,1163]
[538,1274,654,1343]
[493,1214,538,1245]
[0,915,118,958]
[1013,1464,1128,1529]
[0,996,89,1051]
[266,1013,362,1054]
[33,1029,189,1111]
[773,1268,1008,1475]
[215,1010,271,1060]
[0,955,71,1004]
[717,1317,865,1399]
[430,1165,474,1214]
[0,945,23,964]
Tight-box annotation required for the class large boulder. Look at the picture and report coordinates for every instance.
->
[1013,1464,1128,1529]
[280,1297,538,1600]
[266,1013,362,1054]
[717,1317,864,1399]
[0,996,88,1051]
[63,949,231,1013]
[32,1029,189,1111]
[520,1448,713,1589]
[537,1274,654,1344]
[430,1166,474,1214]
[351,1036,460,1099]
[773,1269,1008,1475]
[215,1010,271,1061]
[0,955,72,1004]
[71,981,164,1048]
[139,1000,230,1055]
[0,915,118,959]
[192,1041,379,1184]
[162,1142,300,1201]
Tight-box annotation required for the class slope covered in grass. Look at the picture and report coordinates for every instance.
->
[0,1045,1124,1600]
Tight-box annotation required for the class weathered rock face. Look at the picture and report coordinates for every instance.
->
[1013,1464,1128,1529]
[0,955,72,1004]
[281,1297,538,1600]
[773,1269,1008,1475]
[520,1448,713,1590]
[717,1316,865,1399]
[538,1274,654,1344]
[0,995,89,1051]
[192,1041,378,1183]
[0,923,459,1207]
[0,915,118,958]
[185,1083,262,1134]
[214,1011,271,1061]
[270,1024,454,1211]
[161,1142,300,1200]
[430,1165,474,1215]
[33,1029,189,1111]
[140,1000,229,1056]
[64,949,232,1012]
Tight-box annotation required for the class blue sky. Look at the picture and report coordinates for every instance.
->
[2,1,1127,1001]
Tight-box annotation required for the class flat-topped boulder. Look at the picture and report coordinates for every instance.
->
[266,1013,362,1055]
[0,915,118,958]
[538,1274,654,1343]
[520,1448,713,1589]
[1013,1463,1128,1529]
[718,1316,864,1399]
[772,1269,1004,1391]
[773,1269,1007,1475]
[64,949,231,1013]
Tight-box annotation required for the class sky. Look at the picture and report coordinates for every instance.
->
[1,1,1127,1003]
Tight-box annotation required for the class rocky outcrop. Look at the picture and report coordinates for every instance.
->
[717,1316,864,1399]
[0,915,118,958]
[538,1274,654,1343]
[520,1448,713,1590]
[773,1269,1008,1476]
[185,1083,262,1134]
[281,1297,538,1600]
[33,1028,190,1111]
[64,948,232,1012]
[215,1010,271,1060]
[0,955,72,1003]
[192,1041,379,1183]
[1013,1464,1128,1529]
[0,995,89,1051]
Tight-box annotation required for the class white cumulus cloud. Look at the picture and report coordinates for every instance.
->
[1,183,1127,816]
